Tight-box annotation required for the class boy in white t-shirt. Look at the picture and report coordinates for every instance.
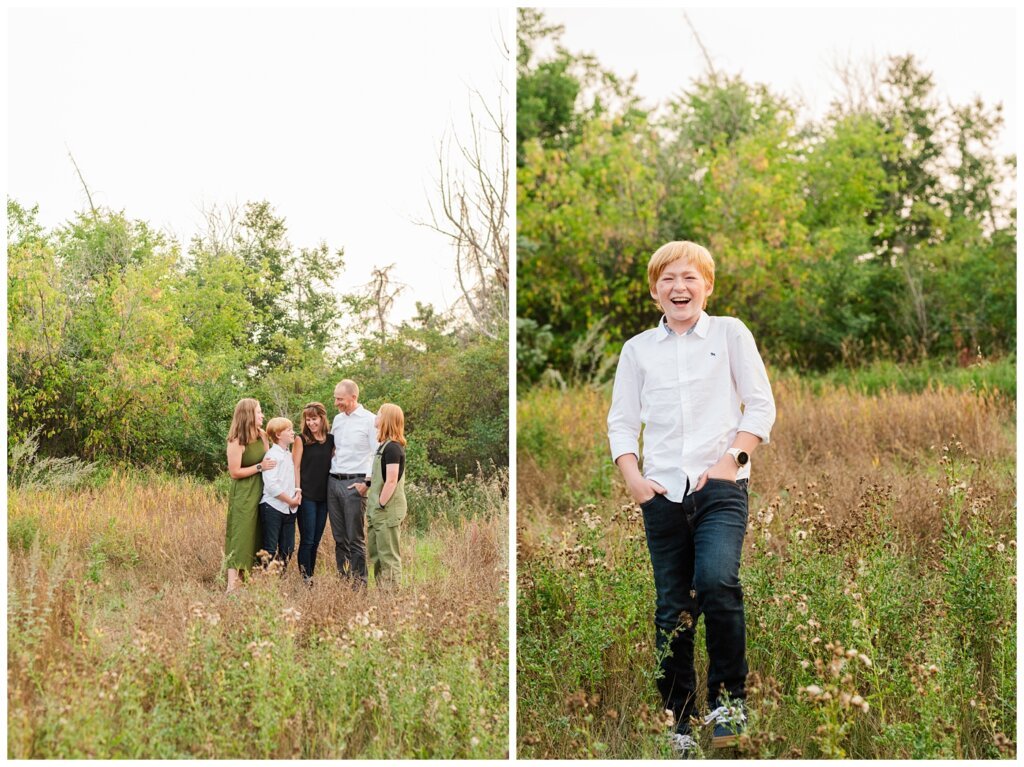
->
[259,417,302,569]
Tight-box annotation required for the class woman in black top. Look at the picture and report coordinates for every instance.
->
[292,402,334,584]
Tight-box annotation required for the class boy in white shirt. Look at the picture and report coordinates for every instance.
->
[607,241,776,754]
[259,417,302,570]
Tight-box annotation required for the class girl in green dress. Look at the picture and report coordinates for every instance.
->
[367,403,408,586]
[225,398,277,592]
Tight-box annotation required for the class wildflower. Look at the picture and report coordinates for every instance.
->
[804,685,823,698]
[857,653,872,668]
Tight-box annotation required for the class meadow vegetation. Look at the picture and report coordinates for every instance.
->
[8,469,508,758]
[517,370,1015,759]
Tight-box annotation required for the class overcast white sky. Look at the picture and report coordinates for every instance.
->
[538,7,1016,159]
[8,7,511,325]
[7,4,1018,331]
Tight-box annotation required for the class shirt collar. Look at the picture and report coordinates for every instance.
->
[658,311,710,340]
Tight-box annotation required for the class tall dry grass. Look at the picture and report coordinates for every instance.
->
[8,470,509,758]
[517,379,1015,759]
[518,379,1014,549]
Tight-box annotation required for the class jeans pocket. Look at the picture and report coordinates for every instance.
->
[639,494,661,510]
[703,477,742,489]
[642,495,686,536]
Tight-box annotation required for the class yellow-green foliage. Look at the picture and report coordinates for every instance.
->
[8,471,509,758]
[517,382,1015,759]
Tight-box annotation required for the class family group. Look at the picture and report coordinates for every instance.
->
[223,379,408,592]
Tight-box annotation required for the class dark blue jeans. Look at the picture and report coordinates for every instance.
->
[641,478,749,730]
[296,499,329,579]
[259,503,296,570]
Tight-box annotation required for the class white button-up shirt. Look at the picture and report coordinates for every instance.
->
[260,443,298,514]
[330,405,378,477]
[608,312,776,501]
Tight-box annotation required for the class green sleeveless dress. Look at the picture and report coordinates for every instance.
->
[367,440,407,583]
[225,439,265,570]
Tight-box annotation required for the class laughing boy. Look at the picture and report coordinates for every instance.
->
[607,241,776,754]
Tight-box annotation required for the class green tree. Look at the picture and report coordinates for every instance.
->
[8,202,203,464]
[518,117,663,371]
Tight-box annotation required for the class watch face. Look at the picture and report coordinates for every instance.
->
[737,451,749,466]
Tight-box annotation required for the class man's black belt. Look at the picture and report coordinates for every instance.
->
[330,473,365,480]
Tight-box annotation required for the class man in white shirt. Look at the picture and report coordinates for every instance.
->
[607,241,776,753]
[327,378,378,586]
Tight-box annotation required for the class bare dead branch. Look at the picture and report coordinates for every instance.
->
[683,11,717,83]
[416,41,510,339]
[67,148,98,221]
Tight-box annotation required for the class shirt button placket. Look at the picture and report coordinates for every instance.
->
[677,334,687,476]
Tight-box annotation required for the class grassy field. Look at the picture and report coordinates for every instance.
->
[517,369,1016,759]
[8,470,509,758]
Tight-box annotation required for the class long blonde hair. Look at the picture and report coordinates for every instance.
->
[227,398,261,446]
[376,403,407,447]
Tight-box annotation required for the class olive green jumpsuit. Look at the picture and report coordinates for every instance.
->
[367,440,407,584]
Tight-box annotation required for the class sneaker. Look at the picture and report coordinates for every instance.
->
[669,729,698,758]
[705,704,746,748]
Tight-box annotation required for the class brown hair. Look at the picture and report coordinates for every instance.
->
[266,417,293,445]
[300,402,329,445]
[227,398,261,446]
[647,241,716,308]
[376,403,407,447]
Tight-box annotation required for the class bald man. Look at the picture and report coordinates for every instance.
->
[326,379,377,585]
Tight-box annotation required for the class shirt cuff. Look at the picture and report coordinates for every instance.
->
[738,418,772,445]
[609,437,640,464]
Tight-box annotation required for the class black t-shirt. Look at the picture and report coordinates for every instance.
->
[380,441,405,483]
[299,434,334,502]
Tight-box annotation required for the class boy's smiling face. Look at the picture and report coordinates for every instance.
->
[652,258,712,333]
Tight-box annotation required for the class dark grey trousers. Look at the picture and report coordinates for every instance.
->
[327,476,367,583]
